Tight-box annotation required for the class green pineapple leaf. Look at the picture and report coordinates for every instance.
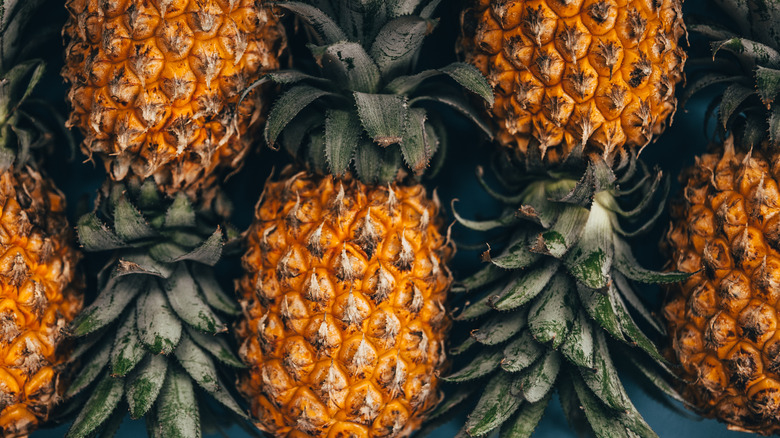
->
[501,331,544,373]
[491,259,560,311]
[136,282,182,355]
[192,268,239,316]
[114,196,156,242]
[77,213,127,252]
[155,367,200,438]
[164,264,225,334]
[325,109,362,176]
[369,15,432,77]
[186,327,244,369]
[452,263,506,293]
[175,335,247,418]
[127,354,168,419]
[576,283,624,341]
[265,85,335,148]
[490,233,542,270]
[399,108,430,173]
[442,347,503,383]
[528,274,576,349]
[472,308,527,345]
[720,82,756,129]
[560,311,595,369]
[499,391,552,438]
[70,276,146,337]
[579,330,630,412]
[535,206,589,258]
[564,202,613,290]
[164,194,197,228]
[66,374,125,438]
[756,66,780,106]
[272,1,346,44]
[516,350,561,403]
[65,336,111,398]
[312,42,381,93]
[465,372,523,437]
[111,310,147,377]
[354,91,408,147]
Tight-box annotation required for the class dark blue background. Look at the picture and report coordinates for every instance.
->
[32,0,754,436]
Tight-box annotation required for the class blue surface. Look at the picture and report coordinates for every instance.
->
[30,0,757,436]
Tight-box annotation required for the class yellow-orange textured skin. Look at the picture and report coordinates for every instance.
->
[63,0,286,198]
[460,0,686,164]
[664,138,780,435]
[235,173,452,438]
[0,168,82,437]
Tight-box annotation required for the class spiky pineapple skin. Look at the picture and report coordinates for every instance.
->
[663,139,780,435]
[0,168,82,437]
[62,0,286,198]
[235,173,452,438]
[459,0,686,164]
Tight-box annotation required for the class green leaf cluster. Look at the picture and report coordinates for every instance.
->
[685,0,780,148]
[247,0,493,183]
[65,180,244,438]
[436,156,689,438]
[0,0,75,170]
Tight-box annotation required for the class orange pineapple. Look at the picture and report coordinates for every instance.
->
[62,0,287,197]
[236,173,452,437]
[231,0,494,436]
[459,0,686,164]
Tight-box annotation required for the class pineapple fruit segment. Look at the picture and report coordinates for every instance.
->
[459,0,686,164]
[235,172,452,437]
[62,0,287,198]
[663,138,780,435]
[0,168,82,437]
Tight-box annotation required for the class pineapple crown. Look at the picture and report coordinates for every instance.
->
[684,0,780,149]
[431,154,691,437]
[246,0,494,184]
[0,0,72,170]
[65,180,247,438]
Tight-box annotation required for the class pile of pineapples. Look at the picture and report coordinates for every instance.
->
[0,0,778,437]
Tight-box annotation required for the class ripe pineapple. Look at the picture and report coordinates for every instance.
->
[232,1,493,436]
[0,168,82,438]
[438,153,688,437]
[236,172,452,437]
[62,0,287,198]
[662,1,780,433]
[458,0,686,164]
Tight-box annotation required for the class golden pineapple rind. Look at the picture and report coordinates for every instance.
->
[0,168,82,437]
[460,0,686,164]
[235,173,452,438]
[664,139,780,435]
[62,0,286,198]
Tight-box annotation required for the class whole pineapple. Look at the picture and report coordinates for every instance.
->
[663,1,780,433]
[232,1,494,436]
[62,0,287,198]
[459,0,686,164]
[0,1,84,435]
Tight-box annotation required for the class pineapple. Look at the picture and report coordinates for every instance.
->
[436,153,689,437]
[458,0,686,164]
[662,0,780,433]
[0,167,82,438]
[0,0,85,436]
[236,172,452,437]
[62,0,287,198]
[232,1,494,436]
